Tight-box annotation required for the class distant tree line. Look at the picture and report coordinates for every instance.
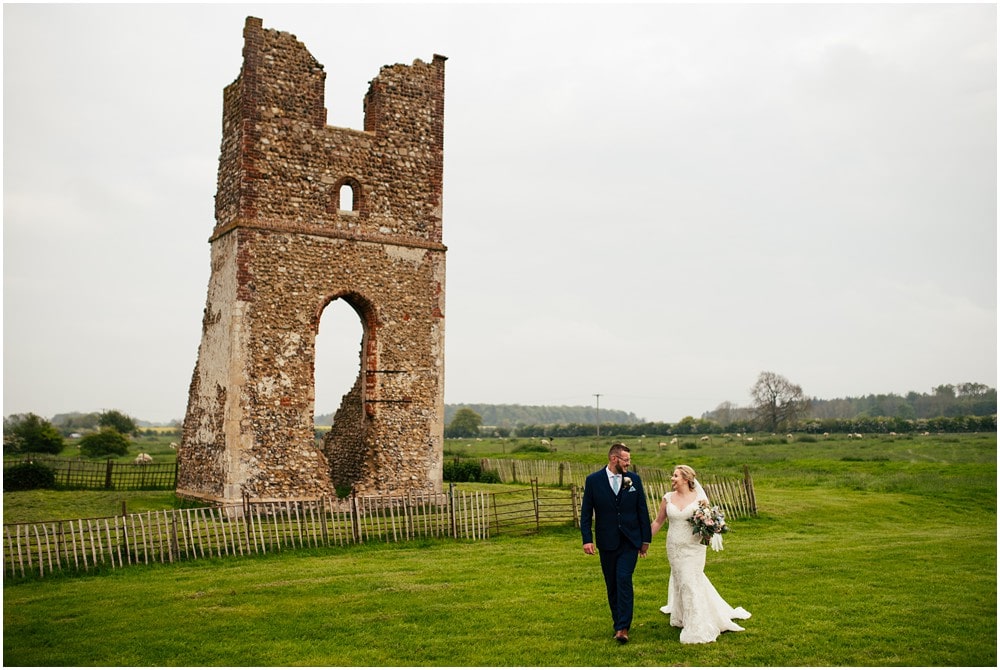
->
[3,409,142,457]
[467,414,995,438]
[703,382,996,425]
[445,377,995,438]
[443,404,640,429]
[45,411,171,436]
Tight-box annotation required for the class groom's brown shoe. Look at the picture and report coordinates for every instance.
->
[615,629,629,644]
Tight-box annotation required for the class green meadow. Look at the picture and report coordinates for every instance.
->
[3,432,995,666]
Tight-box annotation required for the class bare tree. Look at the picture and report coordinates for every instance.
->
[750,371,810,432]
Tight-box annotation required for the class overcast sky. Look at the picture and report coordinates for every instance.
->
[3,3,997,425]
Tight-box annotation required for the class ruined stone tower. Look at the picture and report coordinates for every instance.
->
[177,17,446,505]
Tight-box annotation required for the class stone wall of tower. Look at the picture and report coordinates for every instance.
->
[177,16,446,504]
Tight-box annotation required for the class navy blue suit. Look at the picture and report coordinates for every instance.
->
[581,468,653,633]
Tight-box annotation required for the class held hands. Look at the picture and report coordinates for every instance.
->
[583,542,649,557]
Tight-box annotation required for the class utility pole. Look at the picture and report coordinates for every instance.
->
[594,393,601,437]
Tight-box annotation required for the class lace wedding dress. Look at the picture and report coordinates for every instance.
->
[660,492,751,644]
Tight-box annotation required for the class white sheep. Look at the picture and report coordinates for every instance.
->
[670,437,678,445]
[699,435,710,442]
[134,453,153,465]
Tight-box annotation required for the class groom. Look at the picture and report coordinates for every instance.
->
[581,442,652,644]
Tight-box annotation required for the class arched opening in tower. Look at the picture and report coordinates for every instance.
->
[314,297,366,496]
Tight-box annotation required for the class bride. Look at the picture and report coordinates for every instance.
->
[650,464,751,644]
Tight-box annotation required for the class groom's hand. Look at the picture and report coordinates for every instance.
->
[583,543,596,555]
[639,542,649,558]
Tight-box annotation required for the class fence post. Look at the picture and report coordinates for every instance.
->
[105,459,114,490]
[169,512,180,562]
[319,497,329,546]
[120,506,132,565]
[510,460,517,484]
[531,478,540,530]
[350,492,361,543]
[448,482,457,538]
[558,462,565,487]
[243,494,255,554]
[571,484,579,528]
[742,465,757,515]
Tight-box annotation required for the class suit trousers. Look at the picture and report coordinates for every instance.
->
[598,537,639,632]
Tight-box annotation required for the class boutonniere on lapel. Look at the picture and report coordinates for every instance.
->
[622,476,633,492]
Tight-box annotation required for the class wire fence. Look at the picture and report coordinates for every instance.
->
[3,456,177,491]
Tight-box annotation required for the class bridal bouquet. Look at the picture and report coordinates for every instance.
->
[689,501,728,551]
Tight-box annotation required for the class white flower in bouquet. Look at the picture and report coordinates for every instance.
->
[689,501,729,551]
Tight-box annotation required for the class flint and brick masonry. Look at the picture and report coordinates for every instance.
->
[177,17,447,505]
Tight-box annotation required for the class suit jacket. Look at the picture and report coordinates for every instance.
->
[580,467,653,551]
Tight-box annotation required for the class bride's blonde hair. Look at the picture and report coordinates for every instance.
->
[674,465,697,491]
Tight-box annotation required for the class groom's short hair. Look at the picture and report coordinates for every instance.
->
[608,442,629,459]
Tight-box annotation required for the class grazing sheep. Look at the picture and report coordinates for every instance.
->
[746,437,754,442]
[699,435,710,442]
[134,453,153,465]
[658,442,668,447]
[670,438,678,445]
[540,439,550,446]
[786,433,794,440]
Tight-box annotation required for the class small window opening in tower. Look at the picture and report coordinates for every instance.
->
[315,299,364,430]
[339,183,355,211]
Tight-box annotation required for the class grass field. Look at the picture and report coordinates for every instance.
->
[3,432,996,666]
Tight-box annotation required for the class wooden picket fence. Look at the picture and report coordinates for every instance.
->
[481,459,757,521]
[3,456,177,491]
[490,479,580,534]
[4,459,756,579]
[3,489,490,580]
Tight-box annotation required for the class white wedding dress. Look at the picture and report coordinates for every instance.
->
[660,492,751,644]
